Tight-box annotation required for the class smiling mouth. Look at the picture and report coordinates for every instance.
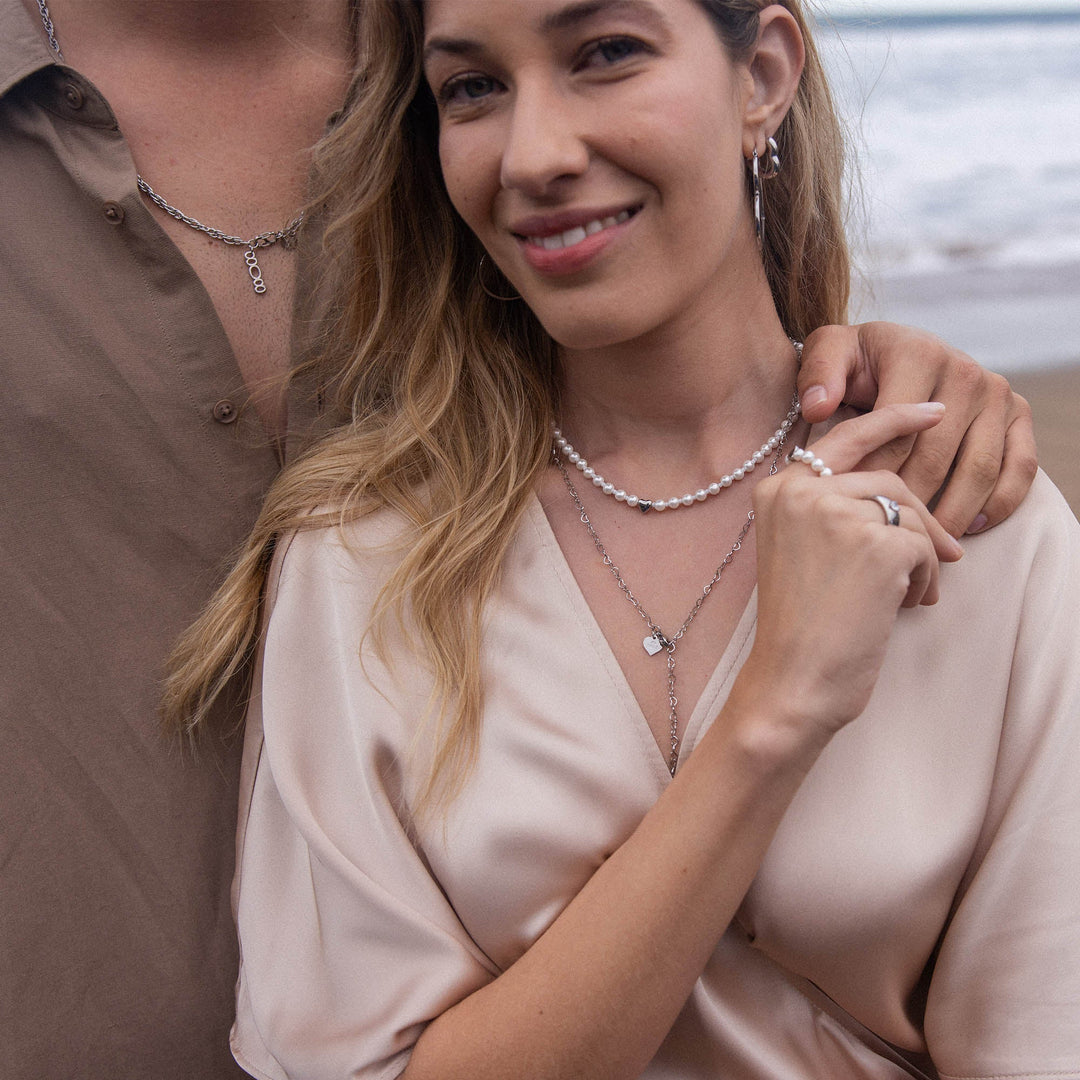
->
[520,207,640,251]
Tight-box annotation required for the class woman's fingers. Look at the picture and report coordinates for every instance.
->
[793,401,945,477]
[787,468,948,603]
[750,466,941,733]
[789,462,964,567]
[845,480,940,605]
[746,407,962,738]
[790,406,964,562]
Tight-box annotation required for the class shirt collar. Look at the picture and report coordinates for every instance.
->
[0,0,63,97]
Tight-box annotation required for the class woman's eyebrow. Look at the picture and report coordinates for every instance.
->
[423,35,483,64]
[538,0,670,36]
[424,0,670,62]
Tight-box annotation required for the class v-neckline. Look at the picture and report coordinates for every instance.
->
[524,495,761,781]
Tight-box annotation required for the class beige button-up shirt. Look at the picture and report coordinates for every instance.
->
[0,1,322,1075]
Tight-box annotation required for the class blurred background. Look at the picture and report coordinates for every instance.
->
[812,0,1080,512]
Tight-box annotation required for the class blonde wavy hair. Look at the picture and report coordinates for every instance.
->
[162,0,850,811]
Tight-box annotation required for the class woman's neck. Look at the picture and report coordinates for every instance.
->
[555,304,802,481]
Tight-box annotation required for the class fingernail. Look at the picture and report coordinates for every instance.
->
[966,514,988,534]
[916,401,946,415]
[801,385,828,411]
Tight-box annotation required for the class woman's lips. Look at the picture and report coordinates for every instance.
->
[513,206,640,276]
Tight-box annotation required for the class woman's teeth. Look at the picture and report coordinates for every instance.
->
[529,209,632,251]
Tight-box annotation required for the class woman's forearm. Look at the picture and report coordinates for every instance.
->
[403,688,824,1080]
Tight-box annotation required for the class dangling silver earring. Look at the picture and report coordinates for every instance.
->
[751,136,781,249]
[752,149,765,248]
[478,254,519,302]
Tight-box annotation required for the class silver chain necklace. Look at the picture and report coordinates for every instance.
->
[37,0,303,295]
[554,425,787,776]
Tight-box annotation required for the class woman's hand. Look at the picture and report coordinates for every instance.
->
[735,403,962,748]
[797,323,1038,537]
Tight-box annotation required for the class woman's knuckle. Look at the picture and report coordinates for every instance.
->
[755,473,781,502]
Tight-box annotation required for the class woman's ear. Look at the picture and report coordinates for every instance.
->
[740,5,805,157]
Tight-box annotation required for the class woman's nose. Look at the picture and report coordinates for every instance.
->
[499,81,590,195]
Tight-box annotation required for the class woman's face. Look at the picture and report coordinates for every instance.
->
[422,0,763,352]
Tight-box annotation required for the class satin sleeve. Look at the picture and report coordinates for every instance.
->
[230,525,499,1080]
[925,473,1080,1079]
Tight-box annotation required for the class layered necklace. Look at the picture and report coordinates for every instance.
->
[552,391,797,776]
[36,0,303,295]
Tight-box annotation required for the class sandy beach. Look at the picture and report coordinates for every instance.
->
[1006,364,1080,519]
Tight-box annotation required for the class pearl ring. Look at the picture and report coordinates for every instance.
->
[787,446,833,477]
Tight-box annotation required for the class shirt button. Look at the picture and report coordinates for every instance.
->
[102,202,125,224]
[63,83,84,109]
[212,399,238,424]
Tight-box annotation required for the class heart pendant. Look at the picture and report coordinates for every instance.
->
[637,500,652,514]
[643,634,664,656]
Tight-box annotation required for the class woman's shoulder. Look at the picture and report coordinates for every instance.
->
[1004,465,1076,533]
[964,467,1079,579]
[267,502,419,612]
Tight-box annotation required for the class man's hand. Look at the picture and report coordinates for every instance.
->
[797,322,1038,537]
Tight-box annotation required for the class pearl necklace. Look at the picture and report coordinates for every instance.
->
[553,391,800,514]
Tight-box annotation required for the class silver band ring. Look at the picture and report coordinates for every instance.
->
[868,495,902,526]
[788,446,833,477]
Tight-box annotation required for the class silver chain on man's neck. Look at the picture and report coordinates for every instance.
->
[554,410,790,776]
[36,0,303,295]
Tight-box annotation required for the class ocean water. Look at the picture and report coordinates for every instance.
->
[813,13,1080,367]
[817,13,1080,274]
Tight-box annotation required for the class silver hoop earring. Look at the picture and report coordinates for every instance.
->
[761,135,781,179]
[478,254,519,302]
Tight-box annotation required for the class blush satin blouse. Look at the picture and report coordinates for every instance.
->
[231,471,1080,1080]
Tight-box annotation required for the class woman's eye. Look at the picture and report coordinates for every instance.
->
[439,74,499,106]
[583,36,649,68]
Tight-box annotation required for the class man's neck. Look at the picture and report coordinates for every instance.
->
[27,0,356,440]
[36,0,353,64]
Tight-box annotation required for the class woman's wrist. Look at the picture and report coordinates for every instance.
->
[711,665,836,783]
